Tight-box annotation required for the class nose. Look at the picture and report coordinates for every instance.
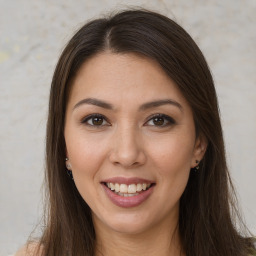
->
[109,125,146,168]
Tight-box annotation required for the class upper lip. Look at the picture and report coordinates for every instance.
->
[102,177,155,185]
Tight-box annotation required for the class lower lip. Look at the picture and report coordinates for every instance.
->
[102,184,154,208]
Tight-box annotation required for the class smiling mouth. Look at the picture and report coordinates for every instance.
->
[103,182,154,197]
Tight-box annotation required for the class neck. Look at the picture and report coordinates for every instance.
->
[94,217,184,256]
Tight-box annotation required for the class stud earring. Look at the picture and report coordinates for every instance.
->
[194,160,200,171]
[65,157,73,180]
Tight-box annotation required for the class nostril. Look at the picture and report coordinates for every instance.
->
[108,142,146,167]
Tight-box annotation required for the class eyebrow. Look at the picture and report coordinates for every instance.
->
[73,98,183,111]
[73,98,113,110]
[139,99,183,111]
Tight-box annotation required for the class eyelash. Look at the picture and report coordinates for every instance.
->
[81,114,110,127]
[146,113,176,127]
[81,113,176,128]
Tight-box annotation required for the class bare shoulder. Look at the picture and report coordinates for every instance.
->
[15,242,43,256]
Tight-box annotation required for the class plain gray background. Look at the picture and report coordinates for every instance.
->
[0,0,255,255]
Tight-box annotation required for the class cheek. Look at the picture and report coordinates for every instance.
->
[65,135,106,206]
[149,133,195,169]
[148,133,194,191]
[66,131,107,173]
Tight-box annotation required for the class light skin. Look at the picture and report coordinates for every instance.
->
[64,52,207,256]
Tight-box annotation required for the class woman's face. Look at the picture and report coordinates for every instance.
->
[64,52,206,235]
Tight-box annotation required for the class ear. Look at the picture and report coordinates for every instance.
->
[191,134,208,168]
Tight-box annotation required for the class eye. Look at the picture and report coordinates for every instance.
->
[81,114,110,127]
[146,114,175,127]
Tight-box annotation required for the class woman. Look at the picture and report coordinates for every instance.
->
[17,9,255,256]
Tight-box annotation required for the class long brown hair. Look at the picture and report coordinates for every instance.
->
[37,8,255,256]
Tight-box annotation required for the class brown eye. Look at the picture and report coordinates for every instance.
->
[92,116,103,125]
[146,114,175,127]
[153,117,165,126]
[82,114,110,127]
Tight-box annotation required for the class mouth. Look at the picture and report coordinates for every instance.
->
[101,177,156,207]
[103,182,154,197]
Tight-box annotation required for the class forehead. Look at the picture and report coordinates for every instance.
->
[67,52,189,110]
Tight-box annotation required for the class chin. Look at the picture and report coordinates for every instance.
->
[109,221,151,235]
[96,210,157,235]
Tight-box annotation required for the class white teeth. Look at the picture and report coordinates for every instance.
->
[128,184,137,193]
[110,183,115,190]
[115,183,120,192]
[106,182,152,195]
[119,184,128,193]
[136,183,142,191]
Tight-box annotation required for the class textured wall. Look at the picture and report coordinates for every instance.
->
[0,0,255,255]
